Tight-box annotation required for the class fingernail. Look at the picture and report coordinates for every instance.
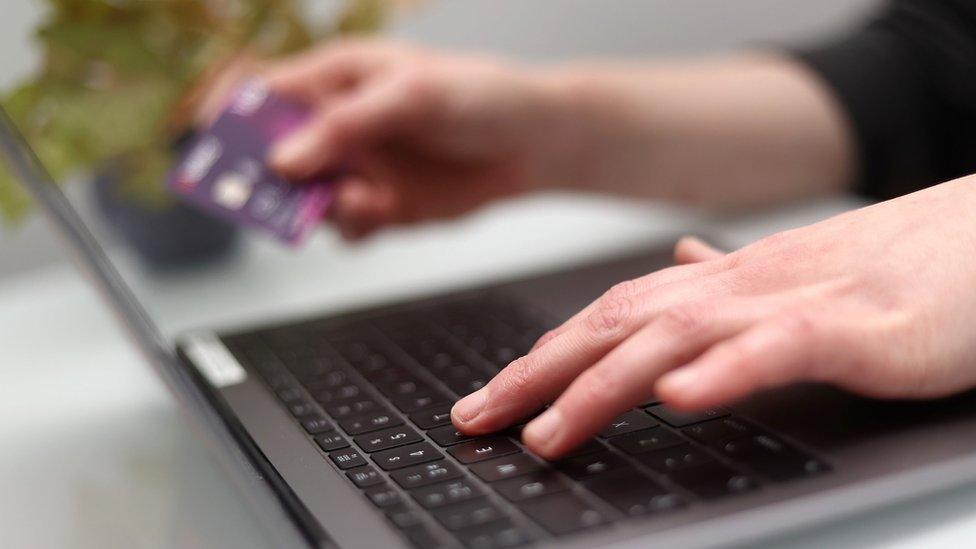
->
[523,408,564,452]
[452,390,487,424]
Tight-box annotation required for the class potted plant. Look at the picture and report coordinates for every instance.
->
[0,0,403,269]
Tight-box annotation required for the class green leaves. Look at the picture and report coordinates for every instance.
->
[0,0,395,226]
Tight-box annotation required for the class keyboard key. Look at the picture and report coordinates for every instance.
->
[428,425,477,447]
[470,454,545,483]
[363,364,408,382]
[431,498,504,531]
[399,339,442,363]
[386,503,423,529]
[584,470,684,516]
[304,369,350,389]
[562,439,607,458]
[493,470,569,502]
[609,427,683,455]
[418,351,457,371]
[504,423,526,439]
[486,344,520,368]
[373,442,443,471]
[647,404,729,427]
[363,484,400,509]
[668,461,760,499]
[402,524,448,549]
[264,373,293,390]
[598,410,659,438]
[378,376,430,397]
[443,364,480,381]
[275,386,303,402]
[556,451,628,480]
[346,465,385,488]
[364,483,402,508]
[637,444,714,473]
[683,417,755,444]
[314,432,350,452]
[326,398,379,419]
[330,449,367,470]
[312,383,364,404]
[411,478,483,509]
[409,405,454,429]
[392,392,449,414]
[288,400,318,418]
[300,414,334,435]
[446,376,489,396]
[340,410,403,435]
[718,434,830,481]
[391,461,463,490]
[517,492,608,535]
[355,425,423,453]
[454,518,529,548]
[449,438,521,464]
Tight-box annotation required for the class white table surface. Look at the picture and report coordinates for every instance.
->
[5,193,976,549]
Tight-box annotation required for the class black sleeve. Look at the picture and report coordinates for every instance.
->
[794,0,976,200]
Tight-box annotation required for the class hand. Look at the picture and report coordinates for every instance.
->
[263,40,585,240]
[451,177,976,459]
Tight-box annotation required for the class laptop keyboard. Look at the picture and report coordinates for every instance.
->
[222,293,830,548]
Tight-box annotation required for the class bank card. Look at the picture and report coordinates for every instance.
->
[168,80,332,245]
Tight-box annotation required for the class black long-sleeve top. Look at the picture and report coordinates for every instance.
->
[795,0,976,200]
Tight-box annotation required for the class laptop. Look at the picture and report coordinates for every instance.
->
[6,104,976,549]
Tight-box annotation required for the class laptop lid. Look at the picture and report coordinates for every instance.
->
[0,103,316,547]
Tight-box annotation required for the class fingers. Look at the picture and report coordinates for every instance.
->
[263,40,393,103]
[331,178,397,240]
[674,236,725,265]
[656,313,832,410]
[270,73,437,179]
[453,273,728,435]
[529,259,728,354]
[193,55,264,127]
[520,299,762,458]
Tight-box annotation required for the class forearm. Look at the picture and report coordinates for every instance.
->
[540,54,856,210]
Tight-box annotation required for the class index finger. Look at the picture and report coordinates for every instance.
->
[263,40,395,103]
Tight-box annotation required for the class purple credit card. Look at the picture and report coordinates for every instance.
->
[169,81,332,245]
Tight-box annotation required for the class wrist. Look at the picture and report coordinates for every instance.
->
[528,67,620,192]
[530,65,660,194]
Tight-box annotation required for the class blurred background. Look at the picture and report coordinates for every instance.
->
[0,2,901,549]
[0,0,878,278]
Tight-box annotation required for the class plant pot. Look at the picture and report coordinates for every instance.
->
[92,168,240,270]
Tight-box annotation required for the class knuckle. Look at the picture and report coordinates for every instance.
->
[585,282,639,337]
[495,355,537,396]
[606,279,640,301]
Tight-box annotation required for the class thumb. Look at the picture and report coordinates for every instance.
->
[674,236,725,265]
[270,73,435,181]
